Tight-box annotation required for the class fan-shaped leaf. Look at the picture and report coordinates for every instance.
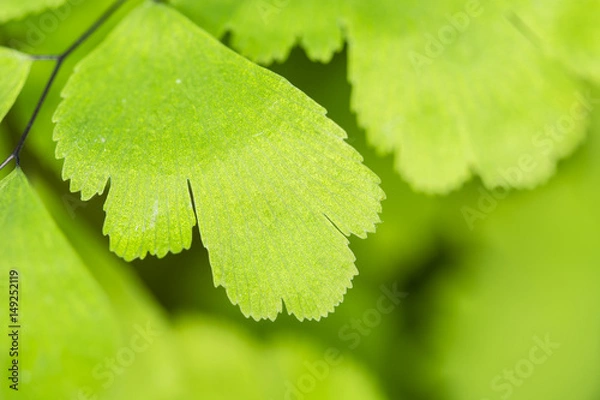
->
[53,3,384,320]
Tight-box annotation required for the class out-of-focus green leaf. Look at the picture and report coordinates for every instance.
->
[174,316,390,400]
[166,0,239,38]
[424,105,600,400]
[0,169,120,400]
[54,3,384,321]
[0,47,30,123]
[31,175,187,400]
[514,0,600,84]
[347,0,586,193]
[0,0,67,24]
[169,0,344,63]
[268,335,389,400]
[175,317,268,400]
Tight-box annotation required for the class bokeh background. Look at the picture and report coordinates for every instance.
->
[1,1,599,399]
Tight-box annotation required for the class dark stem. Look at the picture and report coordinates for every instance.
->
[61,0,127,60]
[0,0,128,171]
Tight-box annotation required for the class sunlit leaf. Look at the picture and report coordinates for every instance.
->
[268,48,440,278]
[53,3,384,320]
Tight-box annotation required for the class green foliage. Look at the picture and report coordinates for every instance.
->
[514,0,600,84]
[422,112,600,399]
[347,0,587,193]
[169,0,343,64]
[0,47,30,123]
[172,0,595,193]
[53,2,383,320]
[268,48,441,279]
[174,316,388,399]
[1,1,599,398]
[0,169,121,399]
[0,0,67,24]
[170,0,344,64]
[32,175,187,400]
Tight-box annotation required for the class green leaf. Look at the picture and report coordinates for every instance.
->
[266,335,389,400]
[53,3,384,321]
[173,0,593,193]
[347,0,587,193]
[0,169,120,399]
[514,0,600,84]
[166,0,240,38]
[423,106,600,400]
[32,176,187,400]
[0,47,31,123]
[168,0,344,63]
[0,0,67,24]
[224,0,344,64]
[174,316,389,399]
[269,48,440,278]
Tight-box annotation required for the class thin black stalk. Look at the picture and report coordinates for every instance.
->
[0,0,128,171]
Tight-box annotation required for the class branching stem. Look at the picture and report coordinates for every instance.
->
[0,0,128,172]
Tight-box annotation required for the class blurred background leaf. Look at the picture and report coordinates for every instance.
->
[0,169,121,400]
